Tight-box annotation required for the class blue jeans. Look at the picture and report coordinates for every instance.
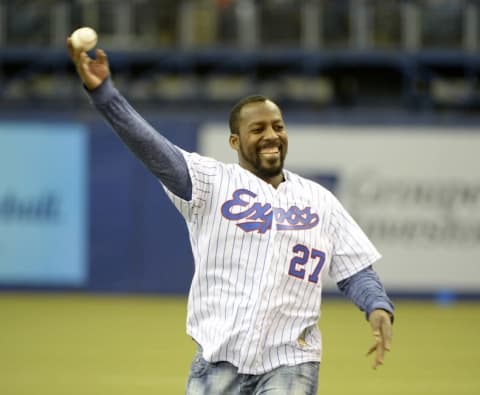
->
[185,352,320,395]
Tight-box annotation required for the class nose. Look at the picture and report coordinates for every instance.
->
[263,126,278,141]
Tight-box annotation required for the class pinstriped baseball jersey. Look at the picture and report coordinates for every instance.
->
[164,149,381,375]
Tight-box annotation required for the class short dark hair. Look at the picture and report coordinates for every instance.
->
[229,95,269,134]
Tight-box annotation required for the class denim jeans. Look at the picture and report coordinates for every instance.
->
[185,351,320,395]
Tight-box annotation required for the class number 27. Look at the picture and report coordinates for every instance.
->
[288,244,326,284]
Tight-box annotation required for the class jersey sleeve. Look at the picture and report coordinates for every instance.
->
[328,194,381,282]
[162,150,219,222]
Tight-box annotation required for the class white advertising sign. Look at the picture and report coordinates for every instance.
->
[199,124,480,293]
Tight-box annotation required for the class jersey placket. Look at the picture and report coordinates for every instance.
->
[239,192,281,373]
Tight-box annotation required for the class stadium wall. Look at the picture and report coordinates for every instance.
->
[1,111,479,299]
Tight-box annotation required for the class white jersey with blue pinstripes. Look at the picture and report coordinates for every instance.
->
[164,149,381,375]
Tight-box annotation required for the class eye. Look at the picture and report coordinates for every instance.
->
[250,127,264,133]
[274,124,284,132]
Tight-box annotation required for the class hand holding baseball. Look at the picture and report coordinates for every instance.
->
[366,309,393,369]
[67,27,110,90]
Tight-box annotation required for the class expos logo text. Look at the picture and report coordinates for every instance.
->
[221,189,319,233]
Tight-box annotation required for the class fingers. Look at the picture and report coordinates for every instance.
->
[381,317,393,351]
[67,42,92,85]
[76,52,91,77]
[67,37,82,63]
[366,345,385,369]
[66,37,91,65]
[96,49,109,67]
[366,342,377,356]
[79,57,91,76]
[374,337,385,369]
[366,330,385,369]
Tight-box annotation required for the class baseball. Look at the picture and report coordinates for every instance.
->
[70,27,97,51]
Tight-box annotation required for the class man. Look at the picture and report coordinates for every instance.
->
[68,40,394,395]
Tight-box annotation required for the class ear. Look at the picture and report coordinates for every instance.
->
[229,133,239,151]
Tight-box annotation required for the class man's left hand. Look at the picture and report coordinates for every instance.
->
[367,309,393,369]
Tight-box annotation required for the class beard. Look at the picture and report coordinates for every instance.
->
[239,143,285,179]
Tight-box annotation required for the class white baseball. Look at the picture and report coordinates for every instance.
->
[70,27,98,51]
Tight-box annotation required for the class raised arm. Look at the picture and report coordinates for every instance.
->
[67,38,192,201]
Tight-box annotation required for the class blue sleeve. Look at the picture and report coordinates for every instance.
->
[86,78,192,201]
[337,266,395,322]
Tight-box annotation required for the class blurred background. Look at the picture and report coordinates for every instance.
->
[1,1,479,394]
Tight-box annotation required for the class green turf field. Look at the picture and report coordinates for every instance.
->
[1,294,479,395]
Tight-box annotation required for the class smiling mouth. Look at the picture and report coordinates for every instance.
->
[259,147,281,156]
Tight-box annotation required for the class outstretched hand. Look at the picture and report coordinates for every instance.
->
[367,309,393,369]
[67,37,110,90]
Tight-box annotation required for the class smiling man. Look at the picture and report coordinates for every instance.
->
[68,40,394,395]
[229,95,288,187]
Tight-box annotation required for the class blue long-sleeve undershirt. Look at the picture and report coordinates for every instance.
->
[89,78,192,201]
[87,77,394,321]
[337,265,395,320]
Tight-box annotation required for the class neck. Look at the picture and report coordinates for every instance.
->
[264,173,285,188]
[238,160,285,188]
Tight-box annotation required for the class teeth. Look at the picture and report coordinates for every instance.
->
[260,148,279,153]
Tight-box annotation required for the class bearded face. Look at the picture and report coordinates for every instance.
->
[230,100,288,185]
